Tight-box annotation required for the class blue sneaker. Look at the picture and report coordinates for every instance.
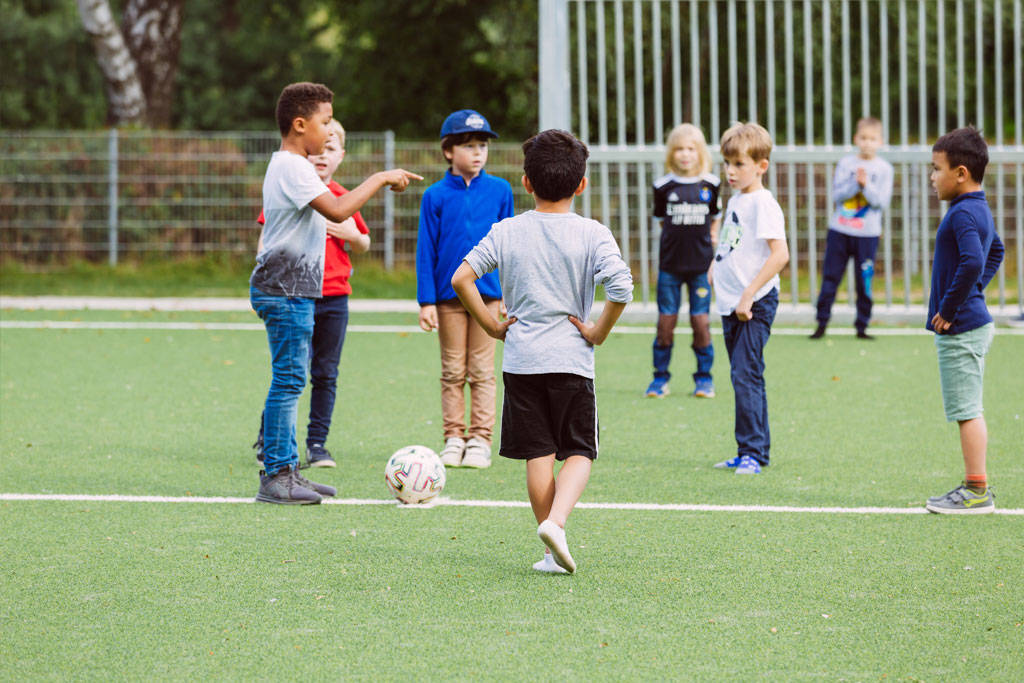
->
[713,456,742,469]
[693,378,715,398]
[735,455,762,474]
[645,378,670,398]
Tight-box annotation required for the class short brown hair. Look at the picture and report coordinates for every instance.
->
[933,126,989,183]
[856,117,883,134]
[275,82,333,136]
[720,122,773,163]
[522,129,589,201]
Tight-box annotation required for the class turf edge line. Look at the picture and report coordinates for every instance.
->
[2,493,1021,515]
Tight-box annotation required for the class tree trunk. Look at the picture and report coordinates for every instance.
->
[77,0,184,127]
[122,0,184,127]
[77,0,147,125]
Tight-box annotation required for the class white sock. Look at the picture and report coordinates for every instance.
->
[532,552,568,574]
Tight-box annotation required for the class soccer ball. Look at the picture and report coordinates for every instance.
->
[384,445,446,505]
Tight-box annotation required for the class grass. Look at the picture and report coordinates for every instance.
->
[1,310,1022,679]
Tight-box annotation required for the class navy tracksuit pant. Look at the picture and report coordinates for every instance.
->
[815,229,879,332]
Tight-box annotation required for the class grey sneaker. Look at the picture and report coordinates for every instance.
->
[306,443,336,468]
[461,437,492,469]
[255,465,322,505]
[439,437,466,467]
[926,485,995,515]
[294,467,336,497]
[928,484,966,504]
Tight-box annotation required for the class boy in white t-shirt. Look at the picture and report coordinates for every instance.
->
[709,122,790,475]
[251,82,420,505]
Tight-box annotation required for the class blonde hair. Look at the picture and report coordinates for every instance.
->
[855,116,883,135]
[328,119,345,148]
[720,122,773,162]
[664,123,712,176]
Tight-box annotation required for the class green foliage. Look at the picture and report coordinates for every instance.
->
[0,0,108,128]
[173,0,538,139]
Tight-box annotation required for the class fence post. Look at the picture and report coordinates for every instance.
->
[538,0,571,131]
[383,130,395,270]
[107,128,119,266]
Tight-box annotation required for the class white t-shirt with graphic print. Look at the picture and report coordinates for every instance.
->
[711,188,787,315]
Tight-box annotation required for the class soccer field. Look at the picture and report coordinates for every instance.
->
[1,309,1022,680]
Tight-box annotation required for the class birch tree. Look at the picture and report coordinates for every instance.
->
[76,0,184,126]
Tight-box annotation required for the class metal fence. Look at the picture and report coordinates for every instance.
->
[538,0,1024,311]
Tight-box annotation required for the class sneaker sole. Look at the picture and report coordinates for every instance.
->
[307,460,336,468]
[461,459,491,469]
[537,521,576,574]
[645,389,670,398]
[254,493,322,505]
[693,391,715,398]
[925,503,995,514]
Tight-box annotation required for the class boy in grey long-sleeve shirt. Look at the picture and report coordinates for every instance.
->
[811,117,894,339]
[452,130,633,575]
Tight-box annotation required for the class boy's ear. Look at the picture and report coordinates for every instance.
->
[757,158,770,173]
[443,147,454,162]
[574,176,588,196]
[522,175,535,195]
[292,117,306,135]
[955,165,970,184]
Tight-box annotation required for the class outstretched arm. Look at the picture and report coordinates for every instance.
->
[309,169,422,223]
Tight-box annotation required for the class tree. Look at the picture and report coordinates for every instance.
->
[76,0,184,126]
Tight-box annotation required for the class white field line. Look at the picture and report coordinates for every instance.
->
[1,493,1022,515]
[3,320,1024,336]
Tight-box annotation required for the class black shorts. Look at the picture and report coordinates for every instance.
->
[500,372,599,461]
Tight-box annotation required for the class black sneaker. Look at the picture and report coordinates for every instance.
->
[306,443,336,468]
[253,433,264,463]
[294,467,336,497]
[809,323,826,339]
[856,329,875,340]
[255,466,322,505]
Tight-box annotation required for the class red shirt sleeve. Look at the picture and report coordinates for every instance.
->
[257,209,265,225]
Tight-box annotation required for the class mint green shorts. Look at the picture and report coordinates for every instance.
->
[934,323,994,422]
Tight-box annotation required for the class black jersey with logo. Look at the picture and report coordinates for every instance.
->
[652,172,723,275]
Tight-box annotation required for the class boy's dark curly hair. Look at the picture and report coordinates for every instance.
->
[275,82,334,136]
[522,130,589,201]
[933,126,988,183]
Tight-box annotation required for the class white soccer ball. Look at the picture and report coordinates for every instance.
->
[384,445,446,505]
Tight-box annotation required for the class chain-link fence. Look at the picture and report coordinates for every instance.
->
[1,130,1021,310]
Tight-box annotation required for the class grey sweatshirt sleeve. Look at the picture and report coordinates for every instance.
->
[832,158,861,202]
[464,225,499,278]
[860,160,894,209]
[593,227,634,303]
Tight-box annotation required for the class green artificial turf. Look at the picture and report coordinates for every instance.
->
[1,314,1023,679]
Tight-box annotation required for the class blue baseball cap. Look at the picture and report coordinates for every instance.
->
[440,109,498,139]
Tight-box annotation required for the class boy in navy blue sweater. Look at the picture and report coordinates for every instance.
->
[925,127,1004,515]
[416,110,515,469]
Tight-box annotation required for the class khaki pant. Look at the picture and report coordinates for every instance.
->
[436,299,499,443]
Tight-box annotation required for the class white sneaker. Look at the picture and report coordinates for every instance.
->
[461,437,492,469]
[439,437,466,467]
[537,520,576,573]
[532,552,568,574]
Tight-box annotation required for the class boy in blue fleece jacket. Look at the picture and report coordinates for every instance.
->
[416,110,515,469]
[924,127,1004,515]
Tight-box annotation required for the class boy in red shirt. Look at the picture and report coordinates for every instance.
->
[254,119,371,468]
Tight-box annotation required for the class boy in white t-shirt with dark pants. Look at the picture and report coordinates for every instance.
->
[452,130,633,573]
[709,122,790,475]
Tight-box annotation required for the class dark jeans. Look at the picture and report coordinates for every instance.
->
[250,286,316,475]
[721,288,779,466]
[815,229,880,331]
[307,294,350,446]
[258,294,350,450]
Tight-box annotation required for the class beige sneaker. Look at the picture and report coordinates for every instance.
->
[461,437,492,469]
[439,437,466,467]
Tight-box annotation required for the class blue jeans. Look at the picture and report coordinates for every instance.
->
[307,294,350,446]
[250,286,315,475]
[656,270,712,315]
[720,288,779,465]
[815,229,880,331]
